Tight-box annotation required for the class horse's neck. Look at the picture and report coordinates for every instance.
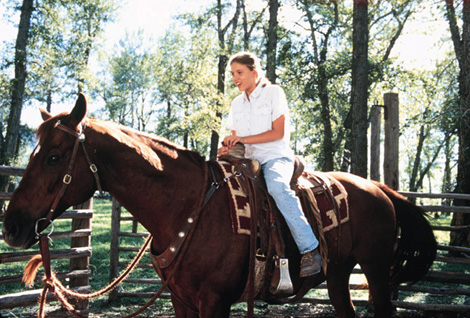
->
[90,125,206,249]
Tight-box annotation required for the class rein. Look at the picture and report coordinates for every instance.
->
[30,120,218,317]
[32,120,157,317]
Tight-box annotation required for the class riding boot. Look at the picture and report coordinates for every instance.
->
[299,248,322,277]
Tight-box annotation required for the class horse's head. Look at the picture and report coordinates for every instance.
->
[2,94,99,249]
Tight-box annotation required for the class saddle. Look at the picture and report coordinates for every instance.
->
[216,143,349,300]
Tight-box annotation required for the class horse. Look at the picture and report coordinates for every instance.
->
[2,94,436,318]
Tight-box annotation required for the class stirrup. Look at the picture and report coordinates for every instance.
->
[269,256,294,295]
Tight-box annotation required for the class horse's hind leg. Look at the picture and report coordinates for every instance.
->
[326,258,357,318]
[360,262,394,318]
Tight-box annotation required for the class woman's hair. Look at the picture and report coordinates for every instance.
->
[229,51,270,86]
[229,51,261,72]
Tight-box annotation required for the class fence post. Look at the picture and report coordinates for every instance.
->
[109,197,121,301]
[383,93,399,190]
[70,198,93,315]
[370,104,381,182]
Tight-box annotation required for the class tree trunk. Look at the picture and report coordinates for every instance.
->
[1,0,34,167]
[266,0,279,83]
[210,0,241,159]
[318,70,334,171]
[210,53,228,158]
[442,131,453,194]
[446,0,470,249]
[302,0,338,171]
[350,0,369,178]
[409,124,425,192]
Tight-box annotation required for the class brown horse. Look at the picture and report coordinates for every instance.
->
[2,94,436,318]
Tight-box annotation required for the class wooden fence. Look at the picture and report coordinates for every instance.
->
[108,198,170,301]
[2,161,468,315]
[109,191,470,314]
[0,166,93,317]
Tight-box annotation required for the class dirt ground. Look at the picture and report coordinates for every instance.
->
[4,301,470,318]
[30,303,470,318]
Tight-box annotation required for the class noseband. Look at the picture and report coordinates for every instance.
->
[35,120,103,238]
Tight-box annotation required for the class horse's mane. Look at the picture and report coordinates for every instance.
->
[37,114,205,170]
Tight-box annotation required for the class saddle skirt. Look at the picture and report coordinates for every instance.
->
[297,171,350,232]
[216,160,252,235]
[214,160,349,235]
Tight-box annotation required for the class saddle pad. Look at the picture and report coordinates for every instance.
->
[298,172,349,232]
[216,161,251,235]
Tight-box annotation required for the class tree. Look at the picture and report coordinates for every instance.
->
[1,0,34,170]
[63,0,117,95]
[350,0,369,178]
[266,0,279,83]
[152,27,220,155]
[404,61,458,193]
[98,31,159,131]
[445,0,470,249]
[296,0,344,171]
[27,0,68,113]
[210,0,242,158]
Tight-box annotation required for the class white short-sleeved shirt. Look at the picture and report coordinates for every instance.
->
[226,81,294,164]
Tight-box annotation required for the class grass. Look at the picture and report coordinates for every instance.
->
[1,198,469,317]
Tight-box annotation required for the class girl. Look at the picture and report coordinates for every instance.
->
[218,52,321,277]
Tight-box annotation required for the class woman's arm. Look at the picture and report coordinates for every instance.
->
[223,115,285,148]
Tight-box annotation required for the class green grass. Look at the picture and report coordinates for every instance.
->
[1,199,469,317]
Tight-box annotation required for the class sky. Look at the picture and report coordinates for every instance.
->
[0,1,451,128]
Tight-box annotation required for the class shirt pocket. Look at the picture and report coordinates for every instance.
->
[251,104,272,134]
[231,108,249,134]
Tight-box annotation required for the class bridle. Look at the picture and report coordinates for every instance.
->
[35,120,103,238]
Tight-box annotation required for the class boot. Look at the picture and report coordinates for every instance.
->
[299,248,322,277]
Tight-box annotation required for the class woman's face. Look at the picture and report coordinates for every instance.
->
[230,62,258,96]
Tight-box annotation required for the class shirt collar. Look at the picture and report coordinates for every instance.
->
[243,79,268,102]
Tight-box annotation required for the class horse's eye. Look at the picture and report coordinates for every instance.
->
[47,155,61,165]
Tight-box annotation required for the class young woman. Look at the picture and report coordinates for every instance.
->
[217,52,322,277]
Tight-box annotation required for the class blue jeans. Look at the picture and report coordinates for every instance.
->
[262,157,319,254]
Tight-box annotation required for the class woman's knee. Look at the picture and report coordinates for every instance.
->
[266,179,290,198]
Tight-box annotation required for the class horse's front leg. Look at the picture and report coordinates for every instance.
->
[171,294,199,318]
[171,291,232,318]
[198,290,232,318]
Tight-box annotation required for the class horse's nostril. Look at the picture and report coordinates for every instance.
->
[4,220,19,243]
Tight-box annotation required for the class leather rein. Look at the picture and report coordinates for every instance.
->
[32,119,219,317]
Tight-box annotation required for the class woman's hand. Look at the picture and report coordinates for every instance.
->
[217,144,229,157]
[223,135,243,148]
[217,134,245,157]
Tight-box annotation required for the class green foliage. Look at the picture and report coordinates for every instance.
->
[154,27,222,155]
[0,0,461,191]
[25,0,119,106]
[97,30,159,130]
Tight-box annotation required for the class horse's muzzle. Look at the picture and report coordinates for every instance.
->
[2,217,36,249]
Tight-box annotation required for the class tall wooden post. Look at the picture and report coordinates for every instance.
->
[370,104,381,181]
[70,198,93,315]
[383,93,399,190]
[109,197,121,301]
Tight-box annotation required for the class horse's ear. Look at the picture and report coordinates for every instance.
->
[39,108,52,121]
[69,93,87,126]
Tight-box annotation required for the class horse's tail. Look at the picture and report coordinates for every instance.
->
[372,181,437,285]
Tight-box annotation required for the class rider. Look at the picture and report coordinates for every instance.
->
[217,51,322,277]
